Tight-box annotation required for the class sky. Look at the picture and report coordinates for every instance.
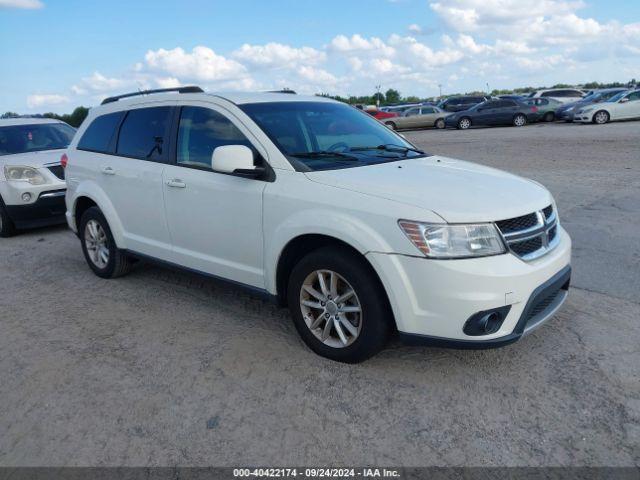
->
[1,0,639,113]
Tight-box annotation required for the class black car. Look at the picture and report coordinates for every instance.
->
[444,99,540,129]
[438,95,491,112]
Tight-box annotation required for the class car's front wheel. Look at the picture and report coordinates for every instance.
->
[457,117,471,130]
[593,110,609,125]
[0,197,16,238]
[79,206,133,279]
[287,247,391,363]
[513,114,527,127]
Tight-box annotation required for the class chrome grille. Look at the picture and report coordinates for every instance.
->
[496,205,559,261]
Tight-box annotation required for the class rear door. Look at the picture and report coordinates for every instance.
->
[474,101,498,125]
[161,104,267,287]
[94,105,174,259]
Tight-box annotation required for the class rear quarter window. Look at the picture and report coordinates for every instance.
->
[77,112,124,153]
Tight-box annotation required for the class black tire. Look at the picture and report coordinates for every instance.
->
[287,246,392,363]
[457,117,471,130]
[0,196,17,238]
[385,121,397,130]
[435,118,446,129]
[593,110,609,125]
[513,114,527,127]
[79,206,133,279]
[543,112,555,122]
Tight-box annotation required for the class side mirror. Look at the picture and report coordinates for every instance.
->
[620,97,630,103]
[211,145,263,178]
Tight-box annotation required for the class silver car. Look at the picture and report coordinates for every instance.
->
[383,106,451,131]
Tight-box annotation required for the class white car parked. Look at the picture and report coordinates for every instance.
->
[574,89,640,124]
[65,87,572,363]
[526,88,585,104]
[0,118,74,237]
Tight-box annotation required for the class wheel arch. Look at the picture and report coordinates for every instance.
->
[274,234,391,314]
[70,184,125,247]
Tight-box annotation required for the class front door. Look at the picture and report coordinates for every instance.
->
[162,105,267,288]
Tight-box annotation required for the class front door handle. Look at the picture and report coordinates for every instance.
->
[101,166,115,175]
[166,179,187,188]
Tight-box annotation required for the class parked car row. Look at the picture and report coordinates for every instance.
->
[1,87,574,363]
[377,88,640,131]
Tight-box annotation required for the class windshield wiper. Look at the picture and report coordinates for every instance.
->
[290,150,360,161]
[350,144,425,155]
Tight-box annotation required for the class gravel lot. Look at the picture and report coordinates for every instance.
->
[1,121,638,467]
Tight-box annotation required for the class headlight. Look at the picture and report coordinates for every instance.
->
[4,166,48,185]
[399,221,506,258]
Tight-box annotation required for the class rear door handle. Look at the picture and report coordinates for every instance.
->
[166,179,187,188]
[101,166,115,175]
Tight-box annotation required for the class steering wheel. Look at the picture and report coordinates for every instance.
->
[327,142,350,152]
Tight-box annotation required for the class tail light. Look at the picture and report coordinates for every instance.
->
[531,106,538,113]
[61,153,68,168]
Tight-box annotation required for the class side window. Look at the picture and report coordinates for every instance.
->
[177,106,253,169]
[541,91,555,98]
[404,108,420,116]
[421,107,435,114]
[116,107,172,161]
[626,92,640,102]
[77,112,124,153]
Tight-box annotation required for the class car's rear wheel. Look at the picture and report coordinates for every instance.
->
[435,118,446,129]
[457,117,471,130]
[593,110,609,125]
[385,121,396,130]
[287,246,391,363]
[513,114,527,127]
[79,206,133,279]
[543,112,555,122]
[0,197,16,238]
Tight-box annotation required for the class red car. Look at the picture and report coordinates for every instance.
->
[366,109,399,121]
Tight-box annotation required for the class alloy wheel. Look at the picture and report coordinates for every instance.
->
[594,111,609,124]
[299,269,362,348]
[514,115,526,127]
[84,219,110,269]
[459,118,471,129]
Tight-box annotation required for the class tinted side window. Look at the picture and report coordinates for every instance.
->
[78,112,124,153]
[421,107,435,114]
[177,107,253,169]
[404,108,420,116]
[627,92,640,101]
[541,91,556,97]
[117,107,171,161]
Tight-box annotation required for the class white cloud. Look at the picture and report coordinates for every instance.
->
[144,46,246,82]
[0,0,43,9]
[329,34,395,57]
[27,94,68,108]
[232,42,325,68]
[71,71,127,95]
[408,24,422,34]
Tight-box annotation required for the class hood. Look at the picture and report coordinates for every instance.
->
[304,156,552,223]
[0,149,65,167]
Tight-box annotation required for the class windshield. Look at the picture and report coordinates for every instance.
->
[0,123,75,156]
[240,101,429,171]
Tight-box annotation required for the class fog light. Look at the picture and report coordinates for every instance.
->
[21,192,32,202]
[463,306,511,336]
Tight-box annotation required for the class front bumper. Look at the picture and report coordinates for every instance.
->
[4,190,67,229]
[366,226,572,345]
[574,111,594,123]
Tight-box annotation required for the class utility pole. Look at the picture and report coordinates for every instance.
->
[438,84,442,99]
[375,84,381,108]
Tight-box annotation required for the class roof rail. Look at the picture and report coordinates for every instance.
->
[101,86,204,105]
[267,89,297,94]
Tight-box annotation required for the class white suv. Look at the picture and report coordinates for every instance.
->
[527,89,585,104]
[0,118,74,237]
[65,87,572,363]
